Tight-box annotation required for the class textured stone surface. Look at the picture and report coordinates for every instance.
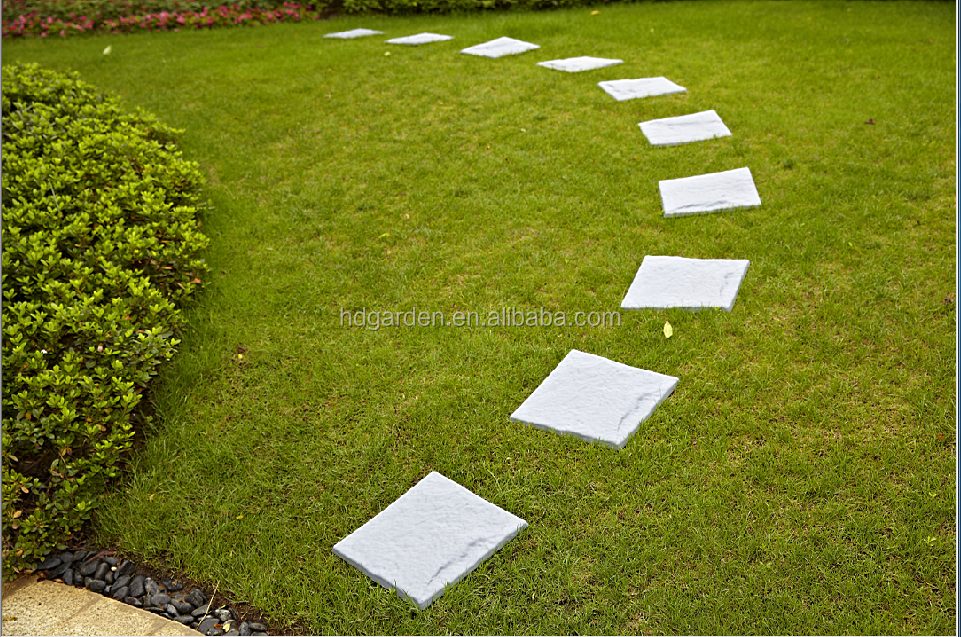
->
[621,256,751,312]
[536,56,622,72]
[323,28,383,39]
[597,77,686,101]
[0,575,200,636]
[460,36,540,58]
[639,109,731,146]
[386,32,453,45]
[332,472,527,609]
[510,350,678,449]
[659,167,761,217]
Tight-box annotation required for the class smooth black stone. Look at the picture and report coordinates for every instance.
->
[225,631,240,637]
[104,586,112,595]
[190,621,200,630]
[214,609,231,622]
[162,578,178,590]
[112,575,131,591]
[252,633,268,637]
[166,604,179,617]
[248,623,267,632]
[174,615,193,625]
[58,551,78,564]
[116,559,136,577]
[209,630,226,637]
[192,606,211,618]
[94,562,110,581]
[79,561,99,577]
[145,579,160,597]
[72,569,84,587]
[144,606,165,614]
[128,575,145,598]
[124,596,139,606]
[63,569,75,587]
[104,570,114,585]
[85,579,106,593]
[238,622,252,636]
[37,556,62,571]
[150,594,172,607]
[103,556,120,567]
[49,562,69,579]
[185,588,207,606]
[197,618,219,633]
[111,586,129,600]
[173,600,194,615]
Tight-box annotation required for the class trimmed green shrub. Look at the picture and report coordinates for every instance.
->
[1,63,209,580]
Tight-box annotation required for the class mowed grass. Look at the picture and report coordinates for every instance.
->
[4,1,955,633]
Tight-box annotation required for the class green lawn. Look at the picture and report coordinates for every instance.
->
[3,1,955,633]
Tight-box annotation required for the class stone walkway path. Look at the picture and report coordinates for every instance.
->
[318,23,764,610]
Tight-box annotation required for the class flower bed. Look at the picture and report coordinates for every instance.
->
[2,0,326,38]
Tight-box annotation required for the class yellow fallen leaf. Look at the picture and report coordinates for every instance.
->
[663,321,673,338]
[384,51,391,56]
[236,514,244,520]
[103,46,112,55]
[591,10,599,15]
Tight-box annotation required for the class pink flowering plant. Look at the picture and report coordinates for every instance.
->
[2,0,329,38]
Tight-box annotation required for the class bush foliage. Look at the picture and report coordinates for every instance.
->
[2,0,607,38]
[1,63,209,579]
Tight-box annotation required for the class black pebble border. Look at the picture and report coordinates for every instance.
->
[35,549,270,636]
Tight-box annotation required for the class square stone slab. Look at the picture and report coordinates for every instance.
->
[639,110,732,146]
[621,256,751,312]
[461,36,540,58]
[659,167,761,217]
[510,350,678,449]
[536,56,623,72]
[386,32,453,45]
[332,472,527,609]
[324,28,383,39]
[598,77,687,101]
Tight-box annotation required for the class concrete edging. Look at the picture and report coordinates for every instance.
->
[2,574,201,636]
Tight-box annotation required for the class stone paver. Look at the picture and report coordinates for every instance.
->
[332,472,527,609]
[659,166,761,217]
[461,36,540,58]
[537,56,623,72]
[621,255,750,312]
[597,77,686,101]
[639,109,731,146]
[386,32,453,45]
[511,350,678,449]
[324,28,383,39]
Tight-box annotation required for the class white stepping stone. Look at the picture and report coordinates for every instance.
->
[332,472,527,609]
[639,110,731,146]
[536,56,623,72]
[324,28,383,39]
[386,32,453,46]
[461,36,540,58]
[597,77,686,101]
[659,167,761,218]
[621,256,750,312]
[510,350,678,449]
